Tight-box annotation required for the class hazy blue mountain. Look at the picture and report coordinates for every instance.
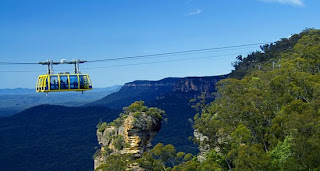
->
[0,85,121,117]
[0,104,120,170]
[0,75,226,170]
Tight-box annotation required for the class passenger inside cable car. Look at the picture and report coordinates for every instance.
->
[50,76,58,90]
[60,75,68,89]
[70,75,78,89]
[80,75,88,89]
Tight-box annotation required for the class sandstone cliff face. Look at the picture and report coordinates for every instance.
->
[94,102,164,170]
[89,75,227,109]
[125,76,225,97]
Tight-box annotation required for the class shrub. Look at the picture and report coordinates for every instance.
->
[98,122,107,132]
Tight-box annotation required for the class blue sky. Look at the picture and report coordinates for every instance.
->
[0,0,319,89]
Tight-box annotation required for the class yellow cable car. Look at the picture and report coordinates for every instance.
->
[36,59,92,93]
[36,74,92,92]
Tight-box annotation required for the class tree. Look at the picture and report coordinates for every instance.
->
[193,29,320,170]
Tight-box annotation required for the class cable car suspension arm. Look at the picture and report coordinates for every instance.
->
[38,59,87,74]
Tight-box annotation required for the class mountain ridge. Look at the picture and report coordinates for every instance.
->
[88,75,227,109]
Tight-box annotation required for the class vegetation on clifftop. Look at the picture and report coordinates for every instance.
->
[190,29,320,170]
[97,101,165,132]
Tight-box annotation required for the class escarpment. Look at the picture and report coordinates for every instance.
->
[94,101,165,170]
[88,75,227,109]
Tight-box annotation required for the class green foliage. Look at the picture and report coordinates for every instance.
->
[97,122,107,132]
[135,143,196,170]
[231,124,252,148]
[124,143,130,148]
[95,154,129,171]
[113,135,125,151]
[151,143,176,166]
[176,152,185,160]
[192,29,320,170]
[269,135,293,170]
[230,28,316,79]
[232,144,271,171]
[183,153,193,161]
[127,100,148,113]
[106,101,165,129]
[200,150,226,170]
[146,107,165,120]
[109,117,123,128]
[133,111,142,117]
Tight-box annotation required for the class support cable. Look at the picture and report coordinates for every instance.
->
[0,42,271,65]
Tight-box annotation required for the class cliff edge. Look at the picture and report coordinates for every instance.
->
[93,101,165,170]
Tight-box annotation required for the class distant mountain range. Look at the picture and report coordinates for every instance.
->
[0,75,227,170]
[0,86,121,117]
[88,76,226,109]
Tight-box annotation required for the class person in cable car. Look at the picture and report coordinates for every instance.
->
[80,76,84,89]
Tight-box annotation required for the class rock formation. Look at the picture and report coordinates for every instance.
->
[94,101,164,170]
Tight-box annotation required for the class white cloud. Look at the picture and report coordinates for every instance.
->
[260,0,304,6]
[186,9,203,16]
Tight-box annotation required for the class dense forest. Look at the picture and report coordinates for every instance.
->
[190,28,320,170]
[0,105,121,170]
[97,29,320,170]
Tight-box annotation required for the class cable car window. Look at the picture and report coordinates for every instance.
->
[50,76,59,90]
[60,75,69,89]
[70,75,78,89]
[79,75,88,89]
[88,76,92,89]
[40,77,44,90]
[45,77,48,90]
[37,77,42,91]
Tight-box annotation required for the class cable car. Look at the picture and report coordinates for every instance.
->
[36,59,92,93]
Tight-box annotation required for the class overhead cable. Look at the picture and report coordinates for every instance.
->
[83,52,249,69]
[0,51,251,72]
[0,42,271,65]
[86,42,270,62]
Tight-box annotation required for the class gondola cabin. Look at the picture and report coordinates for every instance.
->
[36,59,92,93]
[36,74,92,92]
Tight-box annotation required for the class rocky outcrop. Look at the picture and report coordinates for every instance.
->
[94,101,164,170]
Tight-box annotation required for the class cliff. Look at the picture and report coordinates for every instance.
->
[88,75,227,109]
[94,101,164,170]
[89,75,227,155]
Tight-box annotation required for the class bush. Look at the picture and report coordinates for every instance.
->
[113,135,125,151]
[98,122,107,132]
